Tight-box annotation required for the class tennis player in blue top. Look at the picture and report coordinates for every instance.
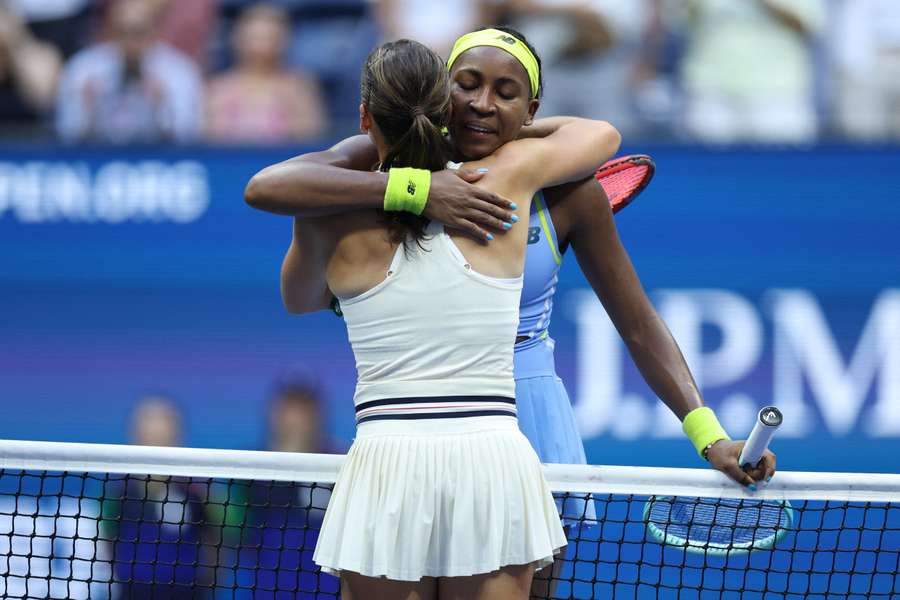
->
[246,25,777,595]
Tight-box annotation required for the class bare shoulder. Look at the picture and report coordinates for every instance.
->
[315,208,384,240]
[324,210,400,299]
[456,141,542,211]
[446,155,537,278]
[544,176,608,248]
[545,176,607,219]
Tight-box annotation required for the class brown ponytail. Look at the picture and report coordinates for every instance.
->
[361,39,453,245]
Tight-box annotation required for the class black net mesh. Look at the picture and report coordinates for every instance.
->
[541,493,900,599]
[1,469,898,599]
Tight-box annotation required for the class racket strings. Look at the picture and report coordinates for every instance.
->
[648,496,791,550]
[601,166,651,203]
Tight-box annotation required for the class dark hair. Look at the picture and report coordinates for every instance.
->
[270,367,323,404]
[477,25,544,99]
[361,39,453,245]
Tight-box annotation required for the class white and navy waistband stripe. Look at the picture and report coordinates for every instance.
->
[355,395,517,424]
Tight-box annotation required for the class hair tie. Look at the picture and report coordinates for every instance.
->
[411,106,425,117]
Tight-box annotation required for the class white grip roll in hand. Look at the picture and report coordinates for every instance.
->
[738,406,782,468]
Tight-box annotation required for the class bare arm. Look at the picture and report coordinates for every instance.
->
[280,218,332,315]
[269,138,377,314]
[0,9,61,111]
[551,178,775,486]
[244,135,383,216]
[448,119,619,280]
[244,135,518,240]
[498,118,621,191]
[558,179,703,420]
[515,117,569,140]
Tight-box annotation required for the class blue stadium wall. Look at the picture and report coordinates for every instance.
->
[1,145,898,473]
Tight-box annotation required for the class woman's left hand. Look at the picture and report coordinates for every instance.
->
[423,168,517,242]
[705,439,777,490]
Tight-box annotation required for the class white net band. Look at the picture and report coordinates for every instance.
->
[1,439,899,502]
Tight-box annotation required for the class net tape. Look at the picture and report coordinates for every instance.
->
[1,440,898,599]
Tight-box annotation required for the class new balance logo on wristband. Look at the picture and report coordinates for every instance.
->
[407,181,416,195]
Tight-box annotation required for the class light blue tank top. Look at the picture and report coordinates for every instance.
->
[514,191,563,378]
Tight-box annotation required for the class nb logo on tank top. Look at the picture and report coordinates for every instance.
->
[527,227,541,245]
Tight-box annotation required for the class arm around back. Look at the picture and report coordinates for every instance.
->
[244,136,386,216]
[496,118,621,193]
[244,135,518,239]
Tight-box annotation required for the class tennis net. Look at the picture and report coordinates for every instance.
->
[1,439,898,599]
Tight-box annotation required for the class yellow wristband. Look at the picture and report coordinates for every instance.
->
[384,167,430,215]
[682,407,730,459]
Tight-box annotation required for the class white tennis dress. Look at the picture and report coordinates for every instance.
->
[313,221,567,581]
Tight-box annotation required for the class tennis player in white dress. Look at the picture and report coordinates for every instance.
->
[247,37,621,599]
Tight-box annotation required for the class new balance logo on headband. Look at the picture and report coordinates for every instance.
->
[497,35,517,45]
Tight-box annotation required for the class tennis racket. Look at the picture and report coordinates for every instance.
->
[739,406,782,469]
[644,406,792,554]
[595,154,655,214]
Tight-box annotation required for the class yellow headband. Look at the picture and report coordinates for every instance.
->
[447,29,540,98]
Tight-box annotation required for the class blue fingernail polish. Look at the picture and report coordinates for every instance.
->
[510,214,519,223]
[503,222,512,230]
[748,484,757,492]
[509,203,518,210]
[477,167,489,173]
[486,233,493,241]
[766,476,772,483]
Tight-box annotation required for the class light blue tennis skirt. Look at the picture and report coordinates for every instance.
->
[514,338,597,528]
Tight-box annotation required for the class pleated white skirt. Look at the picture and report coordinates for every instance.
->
[312,416,567,582]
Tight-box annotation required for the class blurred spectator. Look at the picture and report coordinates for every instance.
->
[4,0,92,57]
[374,0,484,55]
[130,394,183,446]
[206,3,326,144]
[832,0,900,140]
[0,5,61,136]
[226,373,339,596]
[673,0,827,143]
[96,0,219,70]
[55,0,203,144]
[104,395,219,598]
[144,0,218,70]
[283,0,376,135]
[485,0,650,137]
[266,372,334,454]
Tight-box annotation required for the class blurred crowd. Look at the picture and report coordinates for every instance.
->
[1,0,899,145]
[96,375,337,597]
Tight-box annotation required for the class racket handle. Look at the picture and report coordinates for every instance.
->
[738,406,782,469]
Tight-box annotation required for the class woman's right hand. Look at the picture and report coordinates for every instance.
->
[425,168,519,242]
[706,439,777,490]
